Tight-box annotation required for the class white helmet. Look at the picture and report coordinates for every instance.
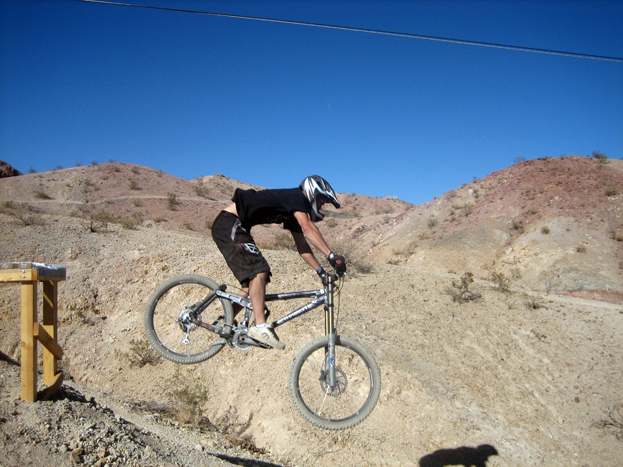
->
[300,175,340,221]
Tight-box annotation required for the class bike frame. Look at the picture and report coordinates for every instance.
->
[212,274,339,336]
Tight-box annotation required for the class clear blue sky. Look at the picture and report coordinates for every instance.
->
[1,0,622,205]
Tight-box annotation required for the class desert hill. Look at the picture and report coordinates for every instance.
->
[1,156,622,466]
[1,156,621,295]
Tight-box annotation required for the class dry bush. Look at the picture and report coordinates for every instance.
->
[1,202,45,226]
[489,272,511,292]
[446,272,481,303]
[164,367,211,427]
[593,405,623,441]
[329,237,373,275]
[117,338,162,367]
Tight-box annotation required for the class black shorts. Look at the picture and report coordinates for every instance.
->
[211,211,271,288]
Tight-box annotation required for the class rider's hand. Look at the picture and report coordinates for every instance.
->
[316,266,325,278]
[328,252,346,275]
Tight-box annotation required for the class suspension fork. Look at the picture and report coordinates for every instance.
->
[324,275,337,387]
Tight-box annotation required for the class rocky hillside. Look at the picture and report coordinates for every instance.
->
[1,156,622,466]
[1,156,622,295]
[349,156,623,294]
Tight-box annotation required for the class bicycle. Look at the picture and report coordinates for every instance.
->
[144,267,381,430]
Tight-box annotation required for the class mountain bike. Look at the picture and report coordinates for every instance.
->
[144,268,381,430]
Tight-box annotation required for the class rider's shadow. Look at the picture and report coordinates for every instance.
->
[419,444,499,467]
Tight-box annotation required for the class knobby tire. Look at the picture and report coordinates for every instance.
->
[144,274,233,364]
[288,335,381,430]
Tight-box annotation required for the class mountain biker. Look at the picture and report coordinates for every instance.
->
[211,175,346,350]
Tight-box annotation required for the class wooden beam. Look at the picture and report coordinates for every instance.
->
[37,372,64,401]
[21,282,37,402]
[33,323,63,360]
[42,281,59,386]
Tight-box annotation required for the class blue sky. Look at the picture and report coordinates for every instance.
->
[1,0,622,205]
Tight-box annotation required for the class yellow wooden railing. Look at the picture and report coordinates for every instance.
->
[0,262,66,402]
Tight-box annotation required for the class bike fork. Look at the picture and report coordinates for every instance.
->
[324,275,337,387]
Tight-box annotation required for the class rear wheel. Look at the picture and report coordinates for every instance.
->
[144,274,233,364]
[288,335,381,429]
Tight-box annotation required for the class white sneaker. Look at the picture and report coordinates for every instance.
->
[248,326,285,350]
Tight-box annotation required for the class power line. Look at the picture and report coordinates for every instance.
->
[71,0,623,63]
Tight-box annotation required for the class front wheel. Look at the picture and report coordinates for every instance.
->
[288,335,381,430]
[144,274,233,364]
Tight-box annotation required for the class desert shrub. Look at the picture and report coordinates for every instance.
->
[576,244,587,253]
[166,192,179,210]
[194,179,210,198]
[525,294,543,309]
[446,272,481,303]
[128,179,140,190]
[592,150,608,166]
[605,188,617,197]
[118,338,162,367]
[392,241,417,258]
[490,272,511,292]
[541,226,551,235]
[165,368,211,426]
[427,216,438,229]
[33,186,52,199]
[1,203,45,226]
[510,220,524,234]
[121,212,144,229]
[593,405,623,441]
[74,204,115,232]
[328,237,373,275]
[610,230,623,242]
[540,271,559,293]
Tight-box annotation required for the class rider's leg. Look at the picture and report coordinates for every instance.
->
[232,288,249,317]
[249,272,269,325]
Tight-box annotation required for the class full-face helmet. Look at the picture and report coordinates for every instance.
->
[299,175,340,221]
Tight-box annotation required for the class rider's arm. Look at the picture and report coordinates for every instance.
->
[292,211,331,260]
[291,231,322,271]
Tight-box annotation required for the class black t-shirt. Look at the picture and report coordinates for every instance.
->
[232,188,311,233]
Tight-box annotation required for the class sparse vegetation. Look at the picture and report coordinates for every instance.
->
[576,244,587,253]
[446,272,481,303]
[592,405,623,441]
[166,192,179,210]
[164,367,211,427]
[610,230,623,242]
[592,150,608,166]
[120,212,144,229]
[33,186,52,199]
[525,293,544,310]
[117,338,162,367]
[541,226,551,235]
[1,202,45,226]
[74,204,115,232]
[510,219,524,234]
[490,272,511,292]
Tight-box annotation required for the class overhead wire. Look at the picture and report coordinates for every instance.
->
[71,0,623,63]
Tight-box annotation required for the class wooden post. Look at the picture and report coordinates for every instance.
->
[42,281,58,386]
[1,262,66,402]
[20,281,37,402]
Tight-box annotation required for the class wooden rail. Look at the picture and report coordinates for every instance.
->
[0,262,66,402]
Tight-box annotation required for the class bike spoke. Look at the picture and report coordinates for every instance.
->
[150,281,226,358]
[296,344,373,422]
